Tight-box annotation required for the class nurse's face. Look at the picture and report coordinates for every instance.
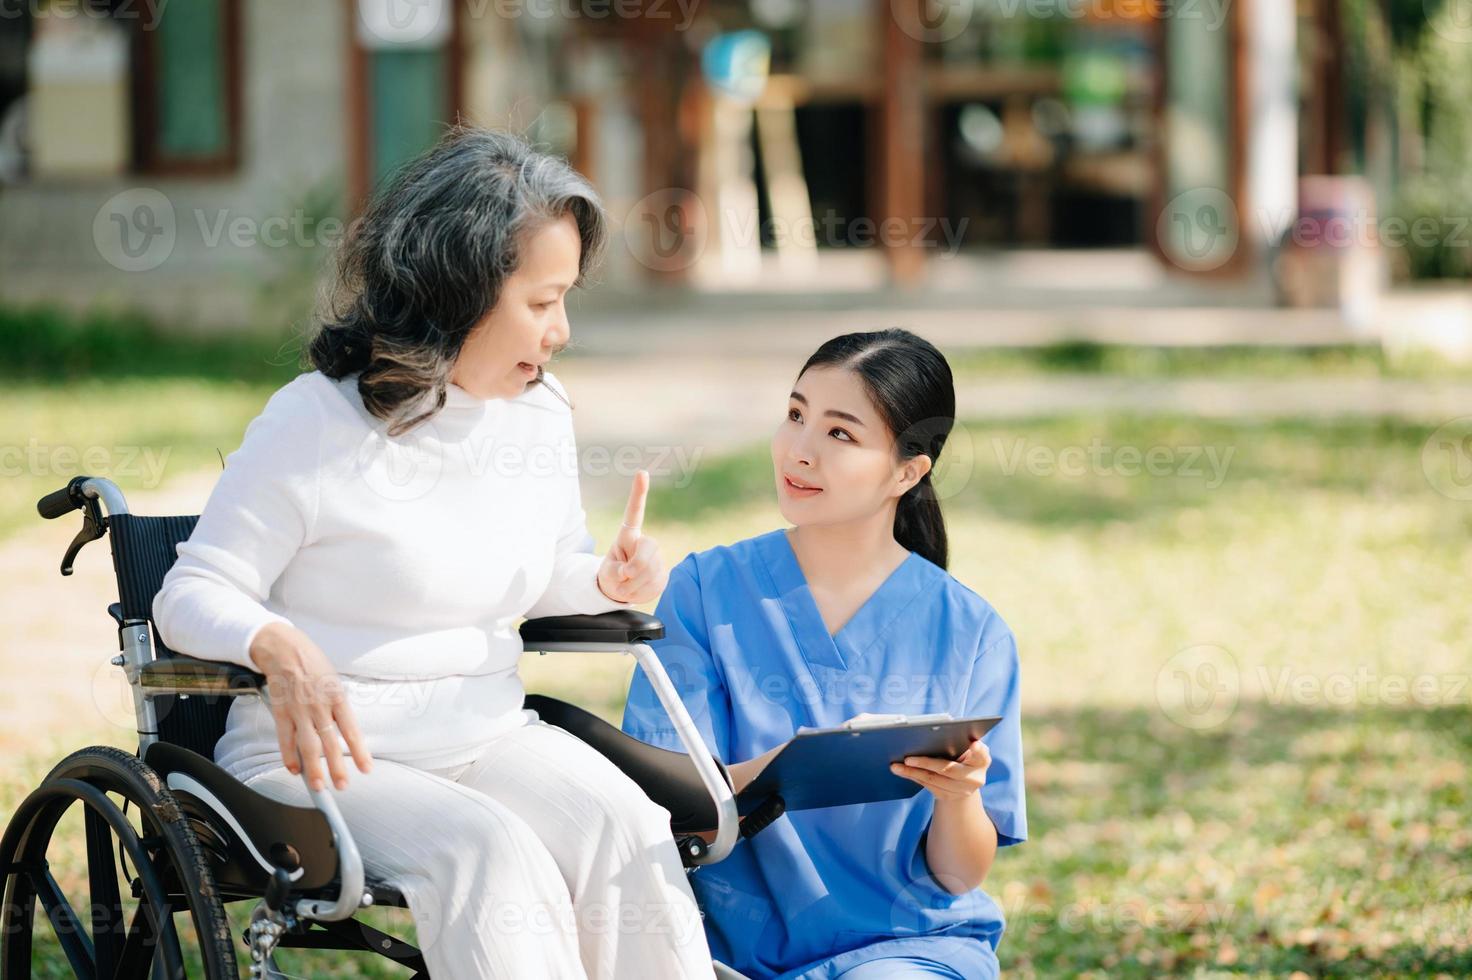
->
[450,212,580,401]
[771,365,928,527]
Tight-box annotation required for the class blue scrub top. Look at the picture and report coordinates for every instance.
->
[621,529,1027,980]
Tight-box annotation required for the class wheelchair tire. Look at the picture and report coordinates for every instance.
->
[0,745,239,979]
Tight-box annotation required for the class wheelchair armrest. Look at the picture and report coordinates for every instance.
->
[518,612,741,864]
[520,609,665,648]
[139,655,265,695]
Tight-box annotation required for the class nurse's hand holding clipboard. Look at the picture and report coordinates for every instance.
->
[597,470,667,604]
[890,739,993,802]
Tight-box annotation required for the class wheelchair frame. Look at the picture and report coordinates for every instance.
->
[2,475,750,979]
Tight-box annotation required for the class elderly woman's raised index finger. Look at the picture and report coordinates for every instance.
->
[622,469,650,534]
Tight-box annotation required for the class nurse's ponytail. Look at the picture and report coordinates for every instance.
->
[796,329,954,570]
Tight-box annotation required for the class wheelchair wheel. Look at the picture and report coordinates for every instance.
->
[0,745,238,978]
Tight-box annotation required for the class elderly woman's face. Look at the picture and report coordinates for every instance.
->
[452,212,581,400]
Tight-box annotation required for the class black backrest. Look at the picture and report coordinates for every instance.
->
[107,513,235,758]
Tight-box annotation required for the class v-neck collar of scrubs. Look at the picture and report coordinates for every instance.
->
[754,528,928,672]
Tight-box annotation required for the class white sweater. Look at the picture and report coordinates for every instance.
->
[152,369,627,782]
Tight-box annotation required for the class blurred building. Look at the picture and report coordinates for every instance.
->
[0,0,1416,329]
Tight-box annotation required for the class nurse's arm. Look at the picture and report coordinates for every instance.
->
[892,739,999,894]
[923,794,1000,894]
[689,743,786,843]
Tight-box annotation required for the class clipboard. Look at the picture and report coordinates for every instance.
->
[734,713,1002,816]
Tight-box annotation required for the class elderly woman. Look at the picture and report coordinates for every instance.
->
[152,128,713,979]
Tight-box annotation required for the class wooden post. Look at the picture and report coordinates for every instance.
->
[344,0,369,214]
[879,0,927,286]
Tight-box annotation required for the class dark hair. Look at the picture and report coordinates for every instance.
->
[306,127,607,435]
[797,329,954,569]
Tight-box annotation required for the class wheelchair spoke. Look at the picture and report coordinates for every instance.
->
[113,900,160,980]
[85,803,125,975]
[4,747,242,978]
[32,864,96,978]
[149,902,183,980]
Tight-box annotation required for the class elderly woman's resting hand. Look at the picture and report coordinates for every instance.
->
[248,621,374,791]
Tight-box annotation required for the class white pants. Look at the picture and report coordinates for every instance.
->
[245,716,714,980]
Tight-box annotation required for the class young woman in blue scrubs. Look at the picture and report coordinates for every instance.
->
[620,329,1027,979]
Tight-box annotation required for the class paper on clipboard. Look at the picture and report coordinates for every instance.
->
[796,712,956,735]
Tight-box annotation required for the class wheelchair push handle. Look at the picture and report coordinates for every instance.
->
[36,476,131,575]
[37,476,87,519]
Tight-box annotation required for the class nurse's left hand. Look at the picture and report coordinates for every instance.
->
[597,470,667,604]
[890,739,992,803]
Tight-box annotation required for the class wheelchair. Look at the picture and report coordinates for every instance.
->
[1,475,777,978]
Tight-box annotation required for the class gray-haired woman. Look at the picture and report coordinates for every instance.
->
[153,128,713,978]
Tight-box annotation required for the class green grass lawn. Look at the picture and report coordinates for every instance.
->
[0,379,288,540]
[636,415,1472,978]
[3,359,1470,975]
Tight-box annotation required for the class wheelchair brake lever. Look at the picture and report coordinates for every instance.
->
[678,793,787,866]
[738,794,785,840]
[263,865,293,913]
[59,494,107,576]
